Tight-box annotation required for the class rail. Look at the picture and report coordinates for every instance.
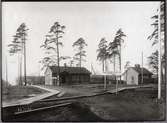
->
[14,102,72,115]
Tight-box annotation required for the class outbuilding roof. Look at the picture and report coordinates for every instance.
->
[49,66,91,74]
[131,67,153,75]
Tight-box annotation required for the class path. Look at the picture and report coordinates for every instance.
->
[40,85,93,97]
[38,84,156,102]
[108,84,156,93]
[31,85,59,93]
[2,85,60,107]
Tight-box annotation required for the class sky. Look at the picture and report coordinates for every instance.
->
[2,2,160,85]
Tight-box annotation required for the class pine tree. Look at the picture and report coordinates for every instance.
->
[8,23,28,86]
[40,22,65,86]
[72,37,87,67]
[97,38,108,72]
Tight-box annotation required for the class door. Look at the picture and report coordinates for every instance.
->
[60,71,69,84]
[131,76,135,84]
[62,75,66,83]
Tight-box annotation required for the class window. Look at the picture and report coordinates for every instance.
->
[131,76,134,83]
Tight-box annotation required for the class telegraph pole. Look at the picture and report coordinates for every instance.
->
[5,56,8,83]
[141,52,143,84]
[104,60,107,90]
[158,2,162,100]
[38,63,40,77]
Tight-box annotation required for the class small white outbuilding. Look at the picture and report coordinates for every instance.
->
[123,64,153,85]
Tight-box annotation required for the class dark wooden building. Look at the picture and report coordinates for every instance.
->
[45,66,91,85]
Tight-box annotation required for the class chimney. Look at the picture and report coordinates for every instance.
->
[64,63,67,67]
[135,64,140,68]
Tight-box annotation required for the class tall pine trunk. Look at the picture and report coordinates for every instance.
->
[56,27,60,86]
[79,50,81,83]
[126,69,128,82]
[113,54,115,72]
[113,54,116,81]
[23,34,27,86]
[80,49,81,68]
[104,59,107,90]
[102,60,105,72]
[119,45,122,81]
[19,54,22,86]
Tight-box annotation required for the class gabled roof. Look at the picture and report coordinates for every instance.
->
[131,67,153,75]
[49,66,91,74]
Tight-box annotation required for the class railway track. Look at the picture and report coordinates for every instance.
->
[2,100,75,121]
[12,91,109,116]
[14,102,72,115]
[2,87,132,118]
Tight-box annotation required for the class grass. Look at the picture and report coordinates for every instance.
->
[2,85,49,102]
[78,88,166,121]
[4,87,166,122]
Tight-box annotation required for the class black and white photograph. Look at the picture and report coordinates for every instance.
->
[1,1,166,122]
